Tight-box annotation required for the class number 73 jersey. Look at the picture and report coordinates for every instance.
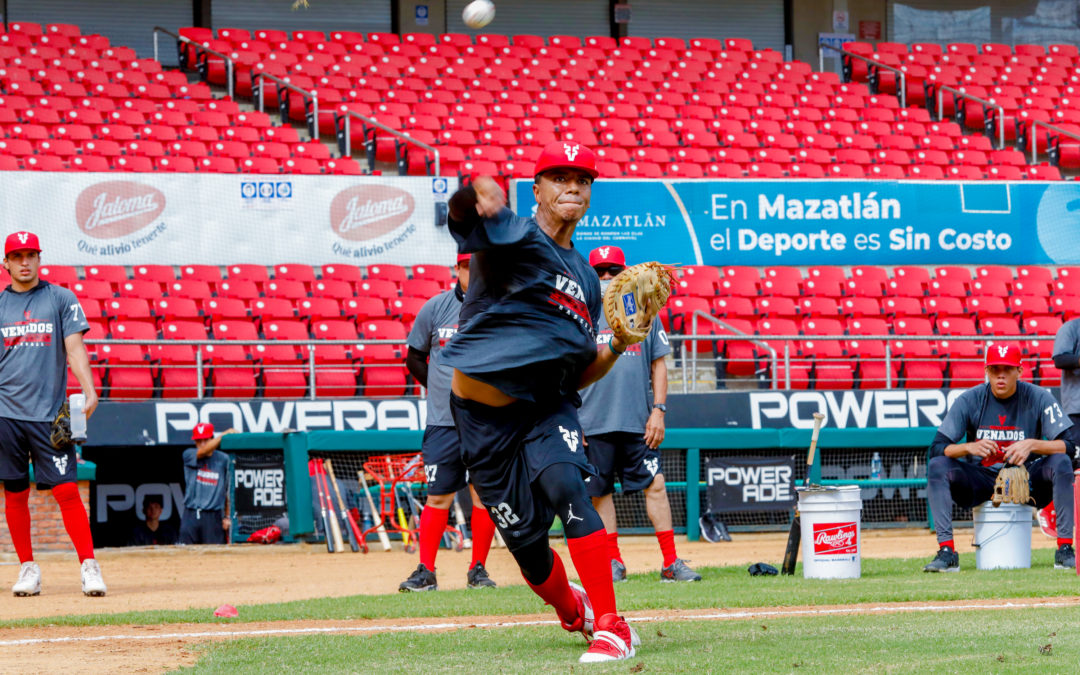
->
[0,280,89,421]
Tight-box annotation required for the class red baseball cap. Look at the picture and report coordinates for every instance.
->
[985,343,1022,367]
[534,141,599,179]
[192,422,215,440]
[456,253,471,264]
[589,246,626,267]
[5,231,40,256]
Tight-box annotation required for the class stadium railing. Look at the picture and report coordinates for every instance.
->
[152,26,235,100]
[935,84,1006,149]
[1027,119,1080,165]
[252,71,321,140]
[818,41,907,108]
[334,107,442,175]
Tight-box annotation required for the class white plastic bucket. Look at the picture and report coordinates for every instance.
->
[972,502,1033,570]
[797,485,862,579]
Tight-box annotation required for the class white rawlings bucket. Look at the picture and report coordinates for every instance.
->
[973,502,1033,570]
[798,485,862,579]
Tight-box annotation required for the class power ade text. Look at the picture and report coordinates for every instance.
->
[234,468,285,507]
[707,465,793,503]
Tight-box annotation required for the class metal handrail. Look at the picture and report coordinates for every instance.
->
[935,84,1005,149]
[817,41,907,108]
[336,108,441,176]
[687,311,777,392]
[252,70,320,139]
[152,26,234,100]
[1028,119,1080,165]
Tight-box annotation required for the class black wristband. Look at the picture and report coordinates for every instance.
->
[610,340,625,355]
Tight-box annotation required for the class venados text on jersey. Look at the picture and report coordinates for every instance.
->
[976,429,1026,442]
[1,322,54,337]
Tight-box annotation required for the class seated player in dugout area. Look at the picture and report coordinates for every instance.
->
[924,344,1077,573]
[437,140,676,663]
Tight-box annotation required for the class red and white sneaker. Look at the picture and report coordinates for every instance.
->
[560,581,594,641]
[1038,503,1058,539]
[579,613,639,663]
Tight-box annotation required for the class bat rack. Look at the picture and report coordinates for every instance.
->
[361,453,425,551]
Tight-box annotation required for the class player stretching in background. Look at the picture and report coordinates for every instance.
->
[0,232,106,597]
[579,246,700,583]
[399,253,499,591]
[439,142,640,663]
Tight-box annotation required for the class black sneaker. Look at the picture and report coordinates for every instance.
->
[466,562,497,589]
[1055,544,1076,570]
[923,546,960,573]
[660,558,702,582]
[398,564,438,592]
[611,559,627,583]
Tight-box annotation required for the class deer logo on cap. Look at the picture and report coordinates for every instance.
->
[598,246,610,258]
[563,143,579,161]
[997,345,1010,358]
[16,232,28,244]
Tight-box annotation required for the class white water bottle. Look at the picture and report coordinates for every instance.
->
[870,451,883,480]
[69,393,87,442]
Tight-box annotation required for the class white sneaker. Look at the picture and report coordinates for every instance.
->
[12,561,41,596]
[81,559,106,597]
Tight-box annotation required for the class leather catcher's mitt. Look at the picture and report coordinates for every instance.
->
[992,464,1032,507]
[50,401,73,450]
[603,262,675,344]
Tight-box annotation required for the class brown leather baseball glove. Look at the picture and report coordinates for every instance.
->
[602,262,675,345]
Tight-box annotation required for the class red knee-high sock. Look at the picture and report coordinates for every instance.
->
[470,506,495,568]
[52,483,94,563]
[656,529,678,567]
[607,531,623,563]
[4,488,33,563]
[418,505,450,572]
[567,529,617,618]
[524,549,579,625]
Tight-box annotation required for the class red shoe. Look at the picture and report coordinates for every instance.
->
[1038,503,1058,539]
[579,613,639,663]
[559,581,594,641]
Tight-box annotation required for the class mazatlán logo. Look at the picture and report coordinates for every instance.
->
[75,181,165,239]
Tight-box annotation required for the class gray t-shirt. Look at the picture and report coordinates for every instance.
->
[0,281,89,421]
[937,381,1071,467]
[579,313,671,435]
[1053,318,1080,414]
[407,288,461,428]
[182,448,231,511]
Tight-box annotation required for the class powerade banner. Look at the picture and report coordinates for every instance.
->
[233,452,287,539]
[511,179,1080,265]
[0,173,457,265]
[705,456,796,512]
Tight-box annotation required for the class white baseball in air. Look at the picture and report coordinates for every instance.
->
[463,0,495,28]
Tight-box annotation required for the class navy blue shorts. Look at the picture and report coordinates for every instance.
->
[422,425,467,496]
[584,431,661,497]
[0,417,78,490]
[179,508,227,544]
[450,394,595,550]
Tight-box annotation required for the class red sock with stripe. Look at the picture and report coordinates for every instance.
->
[470,506,495,568]
[656,529,678,567]
[607,530,623,563]
[418,505,449,572]
[524,550,580,625]
[1059,538,1072,548]
[52,482,94,563]
[567,529,617,618]
[4,488,33,563]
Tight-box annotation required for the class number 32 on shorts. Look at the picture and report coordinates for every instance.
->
[490,502,520,528]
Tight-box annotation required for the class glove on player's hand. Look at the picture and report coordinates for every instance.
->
[603,262,675,344]
[992,464,1032,507]
[50,401,73,450]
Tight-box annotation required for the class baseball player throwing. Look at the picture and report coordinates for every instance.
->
[924,344,1076,572]
[439,141,639,663]
[399,253,499,592]
[579,246,700,583]
[0,231,106,596]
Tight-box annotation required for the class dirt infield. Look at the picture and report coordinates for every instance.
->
[0,528,1061,673]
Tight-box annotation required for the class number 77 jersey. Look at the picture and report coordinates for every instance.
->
[0,280,90,422]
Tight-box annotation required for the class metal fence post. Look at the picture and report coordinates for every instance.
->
[308,344,316,400]
[195,349,204,399]
[685,447,700,541]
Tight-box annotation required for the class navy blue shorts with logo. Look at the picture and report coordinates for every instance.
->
[450,394,595,551]
[584,431,661,497]
[0,417,78,489]
[422,425,467,495]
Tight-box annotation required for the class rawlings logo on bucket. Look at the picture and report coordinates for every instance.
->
[330,185,415,241]
[812,522,857,555]
[75,181,165,239]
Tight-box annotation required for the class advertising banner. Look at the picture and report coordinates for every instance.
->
[512,178,1075,265]
[2,173,458,266]
[705,455,796,512]
[232,452,287,540]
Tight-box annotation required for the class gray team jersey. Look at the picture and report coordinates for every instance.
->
[182,448,231,511]
[0,280,89,421]
[1053,318,1080,414]
[937,381,1071,467]
[578,313,671,435]
[407,288,462,428]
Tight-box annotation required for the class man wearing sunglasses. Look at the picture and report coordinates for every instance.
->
[579,246,701,584]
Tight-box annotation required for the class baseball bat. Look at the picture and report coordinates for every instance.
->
[1074,469,1080,576]
[358,469,393,551]
[318,460,345,553]
[452,492,473,550]
[310,460,333,553]
[325,459,361,553]
[780,412,825,576]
